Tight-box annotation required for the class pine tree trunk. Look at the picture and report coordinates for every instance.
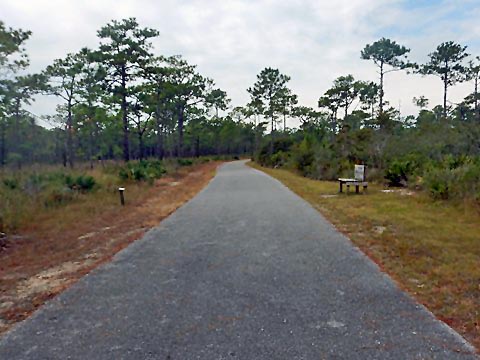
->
[155,93,164,159]
[177,106,184,157]
[270,112,274,156]
[138,131,144,160]
[0,119,5,167]
[121,66,130,162]
[254,114,259,155]
[156,118,164,159]
[13,98,20,160]
[89,122,94,169]
[379,62,384,115]
[475,78,479,122]
[66,101,74,168]
[443,74,448,119]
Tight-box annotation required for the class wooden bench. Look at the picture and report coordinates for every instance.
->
[338,165,368,194]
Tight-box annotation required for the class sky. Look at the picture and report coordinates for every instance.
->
[2,0,480,128]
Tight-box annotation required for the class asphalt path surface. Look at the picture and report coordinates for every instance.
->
[0,160,477,359]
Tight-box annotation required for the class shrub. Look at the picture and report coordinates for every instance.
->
[65,175,96,192]
[450,163,480,201]
[119,160,166,183]
[423,162,480,201]
[384,153,428,187]
[423,167,453,200]
[270,151,290,168]
[442,154,473,170]
[257,137,294,167]
[291,139,315,175]
[177,158,194,166]
[384,160,414,187]
[2,178,19,190]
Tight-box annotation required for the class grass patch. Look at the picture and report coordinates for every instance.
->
[249,161,480,351]
[0,160,222,335]
[0,158,215,234]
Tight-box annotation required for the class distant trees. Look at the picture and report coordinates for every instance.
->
[412,96,429,110]
[45,53,88,168]
[3,16,480,176]
[0,21,31,75]
[248,68,293,154]
[0,18,259,168]
[465,57,480,122]
[419,41,469,118]
[276,88,298,131]
[318,76,381,131]
[96,18,159,162]
[358,81,380,119]
[292,106,324,133]
[361,38,411,114]
[0,21,32,167]
[164,56,212,157]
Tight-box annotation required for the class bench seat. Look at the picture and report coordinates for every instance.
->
[338,178,368,193]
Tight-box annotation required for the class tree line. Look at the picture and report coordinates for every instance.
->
[245,38,479,144]
[2,16,480,201]
[243,38,480,201]
[0,18,255,169]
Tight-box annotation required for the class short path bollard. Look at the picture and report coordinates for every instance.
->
[118,187,125,206]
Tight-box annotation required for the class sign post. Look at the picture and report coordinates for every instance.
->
[118,187,125,206]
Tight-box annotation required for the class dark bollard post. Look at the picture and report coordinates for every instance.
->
[118,187,125,206]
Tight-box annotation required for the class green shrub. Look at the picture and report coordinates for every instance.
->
[2,178,19,190]
[450,163,480,201]
[441,154,474,170]
[119,160,166,183]
[383,153,430,187]
[257,137,294,167]
[177,158,194,166]
[291,139,315,175]
[270,151,290,168]
[423,167,453,200]
[65,175,96,192]
[385,160,415,187]
[119,166,144,181]
[423,162,480,201]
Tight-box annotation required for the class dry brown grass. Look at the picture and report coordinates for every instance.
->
[0,161,221,334]
[250,162,480,351]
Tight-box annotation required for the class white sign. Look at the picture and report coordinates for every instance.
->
[354,165,365,181]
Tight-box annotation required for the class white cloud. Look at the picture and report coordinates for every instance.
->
[1,0,479,128]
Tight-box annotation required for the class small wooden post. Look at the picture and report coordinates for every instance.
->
[118,187,125,206]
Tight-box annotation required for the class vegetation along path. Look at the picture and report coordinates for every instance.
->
[0,161,477,359]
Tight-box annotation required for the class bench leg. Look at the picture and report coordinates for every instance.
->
[356,185,359,194]
[339,182,343,193]
[363,185,368,193]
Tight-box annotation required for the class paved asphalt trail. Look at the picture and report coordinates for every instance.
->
[0,161,477,359]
